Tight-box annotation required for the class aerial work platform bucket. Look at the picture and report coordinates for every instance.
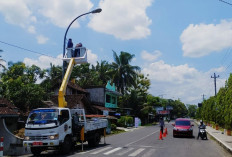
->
[63,47,87,64]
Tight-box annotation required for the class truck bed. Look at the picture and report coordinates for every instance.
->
[78,119,107,132]
[71,109,108,133]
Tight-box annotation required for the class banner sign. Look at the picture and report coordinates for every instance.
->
[135,117,139,128]
[158,110,170,115]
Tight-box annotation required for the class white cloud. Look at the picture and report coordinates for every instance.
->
[88,0,153,40]
[141,50,161,61]
[28,25,36,34]
[0,0,36,28]
[87,49,98,66]
[142,60,226,104]
[24,54,62,70]
[36,35,49,44]
[36,0,93,28]
[180,20,232,58]
[0,0,93,44]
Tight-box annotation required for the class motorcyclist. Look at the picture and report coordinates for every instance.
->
[197,120,208,140]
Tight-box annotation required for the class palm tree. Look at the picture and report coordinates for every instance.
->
[110,51,140,95]
[95,60,111,85]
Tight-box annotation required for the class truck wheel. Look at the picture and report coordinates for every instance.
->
[31,147,42,156]
[88,132,101,147]
[61,136,72,154]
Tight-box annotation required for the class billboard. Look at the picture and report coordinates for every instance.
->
[157,110,170,115]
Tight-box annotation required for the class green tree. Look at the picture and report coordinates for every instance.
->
[40,63,62,100]
[118,73,151,124]
[0,62,46,111]
[110,51,140,95]
[215,87,226,127]
[73,63,102,87]
[224,74,232,129]
[94,60,111,85]
[147,95,162,107]
[171,99,188,118]
[186,104,197,118]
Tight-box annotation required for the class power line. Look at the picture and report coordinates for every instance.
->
[219,0,232,6]
[220,48,231,66]
[0,40,59,59]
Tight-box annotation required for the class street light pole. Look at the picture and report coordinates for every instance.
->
[62,8,102,78]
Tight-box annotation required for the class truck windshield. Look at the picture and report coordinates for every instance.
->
[27,109,58,125]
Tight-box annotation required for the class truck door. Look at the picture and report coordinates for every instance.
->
[59,109,72,139]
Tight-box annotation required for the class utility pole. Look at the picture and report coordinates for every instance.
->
[211,73,219,96]
[158,94,166,99]
[201,94,206,101]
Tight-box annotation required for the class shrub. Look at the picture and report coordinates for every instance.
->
[117,116,134,127]
[111,124,117,131]
[117,116,126,127]
[127,117,133,126]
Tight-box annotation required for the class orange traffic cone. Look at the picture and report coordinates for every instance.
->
[165,128,168,135]
[163,130,166,137]
[159,130,163,140]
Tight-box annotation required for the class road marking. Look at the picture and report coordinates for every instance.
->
[90,146,112,154]
[128,145,154,148]
[117,147,134,156]
[128,148,145,156]
[141,149,156,157]
[103,147,122,155]
[129,145,166,149]
[126,130,160,146]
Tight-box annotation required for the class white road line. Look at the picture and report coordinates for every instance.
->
[103,147,122,155]
[128,148,145,156]
[141,149,156,157]
[90,146,112,154]
[126,130,160,146]
[117,147,134,156]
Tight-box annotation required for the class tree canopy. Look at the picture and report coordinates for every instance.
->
[0,51,189,123]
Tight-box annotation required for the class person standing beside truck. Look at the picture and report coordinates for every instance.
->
[159,116,165,134]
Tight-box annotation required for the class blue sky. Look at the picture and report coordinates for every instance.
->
[0,0,232,105]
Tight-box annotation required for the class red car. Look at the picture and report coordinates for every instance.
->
[172,118,194,137]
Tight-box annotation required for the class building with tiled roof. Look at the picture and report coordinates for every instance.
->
[0,98,19,117]
[52,80,88,95]
[49,81,95,114]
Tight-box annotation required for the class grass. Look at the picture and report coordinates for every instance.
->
[109,129,126,135]
[142,122,157,126]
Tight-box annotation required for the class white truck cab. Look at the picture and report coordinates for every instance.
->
[23,108,107,155]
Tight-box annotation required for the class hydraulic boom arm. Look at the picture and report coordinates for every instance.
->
[58,58,75,108]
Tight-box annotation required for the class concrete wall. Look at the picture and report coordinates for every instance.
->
[0,118,30,156]
[85,88,105,105]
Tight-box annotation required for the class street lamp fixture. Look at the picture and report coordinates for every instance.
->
[62,8,102,77]
[91,8,102,13]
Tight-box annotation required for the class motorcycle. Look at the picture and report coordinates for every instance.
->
[199,126,207,140]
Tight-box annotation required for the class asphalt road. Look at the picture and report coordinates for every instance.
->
[21,121,231,157]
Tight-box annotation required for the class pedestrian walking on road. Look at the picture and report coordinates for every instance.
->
[159,116,165,134]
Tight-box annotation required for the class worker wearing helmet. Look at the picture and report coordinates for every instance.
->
[197,120,208,140]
